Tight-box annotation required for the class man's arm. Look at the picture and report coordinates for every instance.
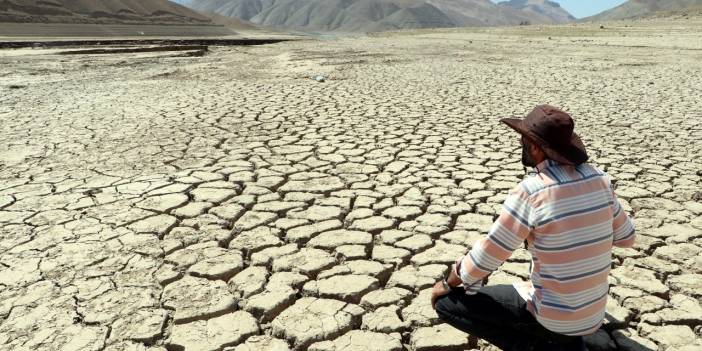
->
[456,185,534,293]
[612,192,636,248]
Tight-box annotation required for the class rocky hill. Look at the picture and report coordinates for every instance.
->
[0,0,212,25]
[172,0,576,32]
[498,0,574,24]
[585,0,702,21]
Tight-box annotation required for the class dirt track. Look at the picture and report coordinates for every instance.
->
[1,17,701,351]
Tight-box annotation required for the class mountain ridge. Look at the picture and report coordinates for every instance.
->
[172,0,576,32]
[585,0,702,21]
[0,0,213,25]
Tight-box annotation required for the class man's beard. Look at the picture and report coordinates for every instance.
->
[522,145,538,168]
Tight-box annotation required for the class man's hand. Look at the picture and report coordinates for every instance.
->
[432,263,465,309]
[431,280,451,310]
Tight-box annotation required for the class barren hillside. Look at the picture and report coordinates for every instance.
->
[173,0,576,32]
[0,0,212,24]
[586,0,702,21]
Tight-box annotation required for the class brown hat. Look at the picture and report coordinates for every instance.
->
[501,105,588,166]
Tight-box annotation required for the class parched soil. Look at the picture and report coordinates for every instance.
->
[0,16,701,351]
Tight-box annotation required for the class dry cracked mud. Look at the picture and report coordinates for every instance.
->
[1,16,702,351]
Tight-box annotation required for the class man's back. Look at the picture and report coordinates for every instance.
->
[436,105,636,350]
[515,160,636,335]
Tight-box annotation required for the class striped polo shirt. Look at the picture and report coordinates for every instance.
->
[458,159,636,336]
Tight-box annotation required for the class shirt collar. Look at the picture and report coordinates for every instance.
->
[535,159,558,172]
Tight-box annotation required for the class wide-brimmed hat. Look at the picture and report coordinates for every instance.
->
[501,105,588,166]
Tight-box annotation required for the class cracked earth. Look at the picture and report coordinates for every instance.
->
[1,17,702,351]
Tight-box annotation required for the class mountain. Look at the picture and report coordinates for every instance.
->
[585,0,702,21]
[173,0,576,32]
[498,0,574,24]
[0,0,212,25]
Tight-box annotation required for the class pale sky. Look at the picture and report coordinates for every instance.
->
[493,0,629,19]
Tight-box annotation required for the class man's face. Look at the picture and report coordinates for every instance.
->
[521,136,538,168]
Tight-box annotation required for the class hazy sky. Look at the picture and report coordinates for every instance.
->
[493,0,629,19]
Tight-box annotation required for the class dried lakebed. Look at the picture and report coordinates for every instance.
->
[1,17,701,351]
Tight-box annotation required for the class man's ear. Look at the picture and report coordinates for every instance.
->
[530,143,546,160]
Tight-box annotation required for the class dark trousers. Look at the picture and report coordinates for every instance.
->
[435,285,586,351]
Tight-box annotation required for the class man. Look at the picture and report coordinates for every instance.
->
[432,105,636,351]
